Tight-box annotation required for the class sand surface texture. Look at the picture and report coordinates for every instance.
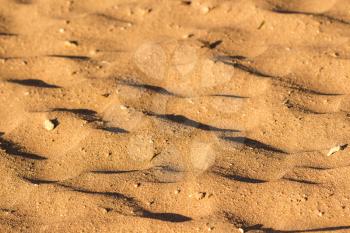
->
[1,0,350,232]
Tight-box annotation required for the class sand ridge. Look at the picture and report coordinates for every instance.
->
[1,0,350,232]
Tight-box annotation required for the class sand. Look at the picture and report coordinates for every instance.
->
[1,0,350,232]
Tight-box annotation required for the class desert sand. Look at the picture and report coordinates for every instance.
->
[1,0,350,232]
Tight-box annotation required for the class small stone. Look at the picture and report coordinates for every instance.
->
[147,200,154,205]
[43,119,55,131]
[327,144,348,156]
[89,49,99,56]
[2,209,15,215]
[331,52,339,57]
[181,1,191,5]
[64,40,78,47]
[318,211,325,216]
[101,208,108,214]
[102,207,113,213]
[208,226,214,231]
[134,183,141,188]
[200,6,210,14]
[238,228,244,233]
[58,28,65,33]
[120,105,128,110]
[183,33,194,39]
[174,188,181,194]
[192,192,206,200]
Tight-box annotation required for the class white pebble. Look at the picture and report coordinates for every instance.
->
[64,40,78,47]
[120,105,128,110]
[327,144,347,156]
[200,6,210,14]
[43,119,55,131]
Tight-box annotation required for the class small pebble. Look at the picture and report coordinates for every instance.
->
[190,192,206,200]
[101,208,108,214]
[64,40,78,47]
[59,28,65,33]
[120,105,128,110]
[327,144,348,156]
[181,0,191,5]
[331,52,339,57]
[89,49,99,56]
[147,200,154,206]
[238,228,244,233]
[200,6,210,14]
[102,207,113,213]
[138,8,152,16]
[43,119,55,131]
